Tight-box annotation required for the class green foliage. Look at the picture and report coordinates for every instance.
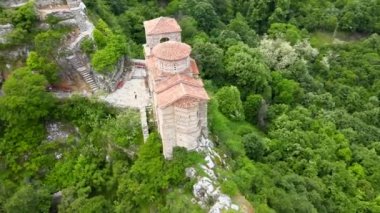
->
[268,23,304,44]
[225,43,271,94]
[221,179,239,196]
[242,133,267,161]
[34,30,65,57]
[191,41,224,82]
[0,68,54,124]
[215,86,245,121]
[10,2,37,32]
[271,71,303,104]
[80,37,96,55]
[4,185,50,213]
[161,189,203,213]
[26,51,59,84]
[227,13,258,47]
[91,34,128,73]
[244,94,263,124]
[179,16,199,42]
[116,133,201,209]
[1,0,380,212]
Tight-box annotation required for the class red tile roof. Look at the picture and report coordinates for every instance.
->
[152,41,191,61]
[157,83,209,108]
[144,17,181,35]
[155,74,204,93]
[190,59,199,75]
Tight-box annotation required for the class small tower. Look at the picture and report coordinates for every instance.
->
[143,17,182,51]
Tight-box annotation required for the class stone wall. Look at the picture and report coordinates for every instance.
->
[146,32,181,49]
[158,106,177,158]
[174,104,201,150]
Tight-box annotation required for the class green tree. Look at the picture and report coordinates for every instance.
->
[34,30,64,57]
[179,16,199,42]
[26,51,59,84]
[92,35,128,73]
[117,133,167,208]
[0,68,54,124]
[225,44,271,94]
[215,86,245,121]
[227,13,259,47]
[11,2,37,32]
[4,185,50,213]
[242,133,267,161]
[268,23,304,44]
[191,41,224,82]
[244,94,264,124]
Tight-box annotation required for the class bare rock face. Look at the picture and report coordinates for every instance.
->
[58,19,77,28]
[46,122,71,141]
[0,0,28,8]
[35,0,66,8]
[0,24,14,44]
[48,11,75,20]
[190,137,240,213]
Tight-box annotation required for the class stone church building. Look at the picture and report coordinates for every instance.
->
[143,17,209,159]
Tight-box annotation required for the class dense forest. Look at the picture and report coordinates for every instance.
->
[1,0,380,212]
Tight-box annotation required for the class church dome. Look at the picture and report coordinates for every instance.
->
[152,41,191,61]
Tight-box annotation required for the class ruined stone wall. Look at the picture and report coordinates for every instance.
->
[146,32,181,49]
[156,57,189,73]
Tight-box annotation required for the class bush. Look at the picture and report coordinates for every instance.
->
[215,86,245,121]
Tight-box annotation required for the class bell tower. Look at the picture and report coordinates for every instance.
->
[143,17,182,51]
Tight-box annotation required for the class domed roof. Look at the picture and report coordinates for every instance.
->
[152,41,191,61]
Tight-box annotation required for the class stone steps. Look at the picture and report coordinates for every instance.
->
[66,54,98,92]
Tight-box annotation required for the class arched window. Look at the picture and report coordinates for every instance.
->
[160,37,169,43]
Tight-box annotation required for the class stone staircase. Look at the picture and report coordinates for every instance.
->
[66,54,98,92]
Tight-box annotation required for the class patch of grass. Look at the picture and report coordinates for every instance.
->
[208,98,261,158]
[310,31,369,48]
[310,31,335,48]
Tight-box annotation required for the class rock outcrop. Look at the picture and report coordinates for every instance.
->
[0,0,28,8]
[188,137,241,213]
[0,24,13,44]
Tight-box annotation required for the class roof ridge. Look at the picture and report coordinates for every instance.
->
[151,16,163,34]
[156,74,202,94]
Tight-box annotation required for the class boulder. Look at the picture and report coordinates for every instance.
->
[186,167,197,179]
